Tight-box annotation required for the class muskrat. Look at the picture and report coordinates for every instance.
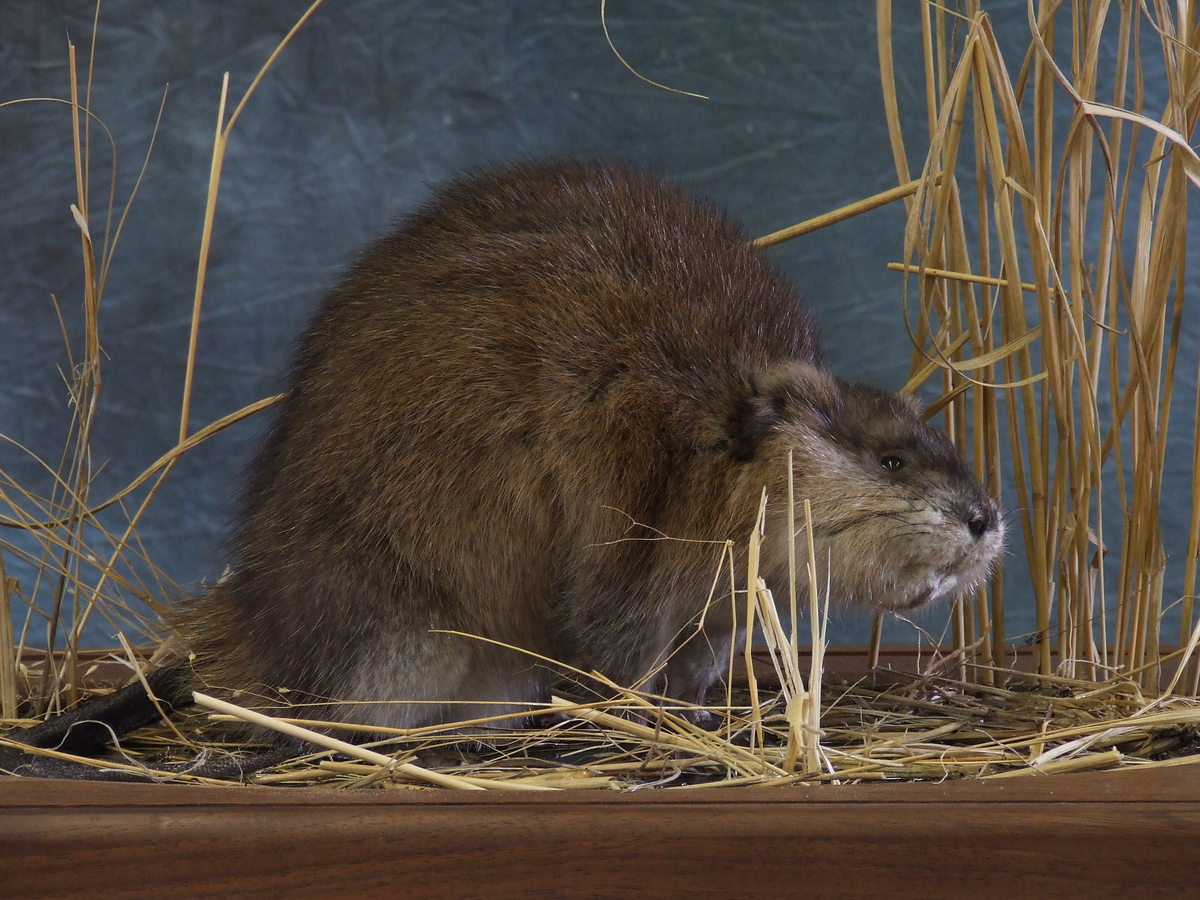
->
[164,159,1001,731]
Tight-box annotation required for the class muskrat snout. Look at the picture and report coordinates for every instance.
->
[961,500,1000,541]
[966,508,993,539]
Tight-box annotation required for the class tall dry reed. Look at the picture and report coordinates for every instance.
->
[876,0,1200,690]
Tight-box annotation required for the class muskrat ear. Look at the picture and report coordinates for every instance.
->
[729,362,837,461]
[894,389,924,417]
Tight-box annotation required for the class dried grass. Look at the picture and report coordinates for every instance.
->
[6,641,1198,788]
[871,0,1200,695]
[3,1,1199,788]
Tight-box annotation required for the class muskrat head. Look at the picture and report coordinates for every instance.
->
[738,362,1003,612]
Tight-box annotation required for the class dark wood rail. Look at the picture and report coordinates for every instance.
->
[3,767,1197,898]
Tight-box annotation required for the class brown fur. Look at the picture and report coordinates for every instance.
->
[174,161,1002,729]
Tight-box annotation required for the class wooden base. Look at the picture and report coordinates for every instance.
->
[6,648,1197,896]
[2,767,1197,898]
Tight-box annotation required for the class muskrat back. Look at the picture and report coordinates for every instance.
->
[176,160,1002,729]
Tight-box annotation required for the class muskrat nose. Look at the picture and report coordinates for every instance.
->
[966,504,996,539]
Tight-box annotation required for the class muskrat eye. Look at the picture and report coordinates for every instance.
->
[880,455,904,471]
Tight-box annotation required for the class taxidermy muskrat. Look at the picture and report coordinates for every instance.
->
[9,161,1002,769]
[172,159,1001,731]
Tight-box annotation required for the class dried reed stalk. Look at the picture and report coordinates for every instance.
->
[0,551,16,719]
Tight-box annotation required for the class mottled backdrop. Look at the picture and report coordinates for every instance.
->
[1,2,1193,648]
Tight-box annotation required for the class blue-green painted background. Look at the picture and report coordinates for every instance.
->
[2,2,1195,649]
